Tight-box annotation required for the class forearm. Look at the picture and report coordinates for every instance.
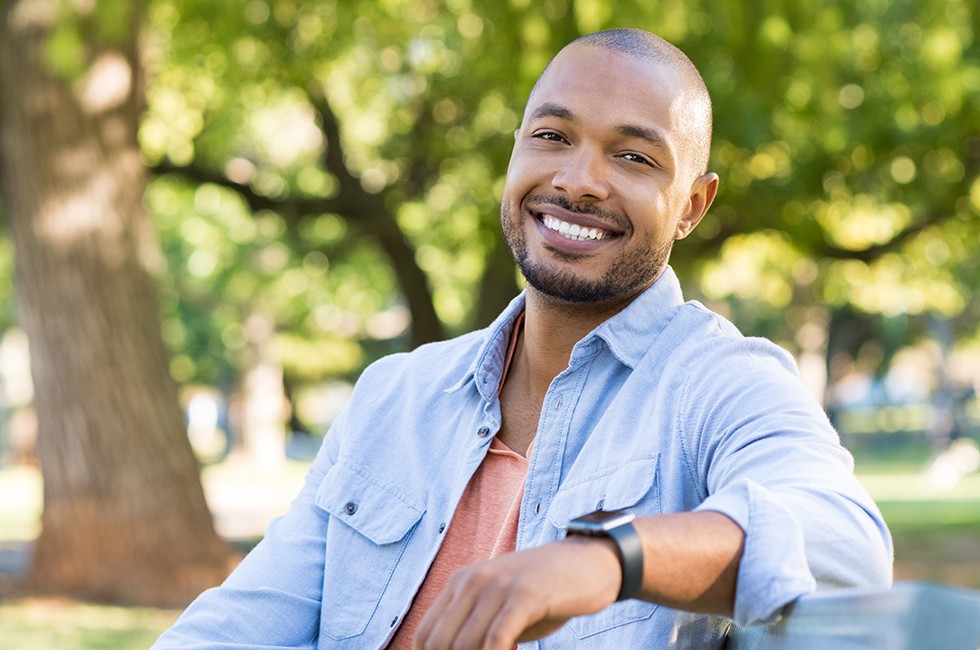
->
[557,510,744,623]
[633,510,744,616]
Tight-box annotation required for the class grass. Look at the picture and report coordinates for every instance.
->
[0,449,978,648]
[851,441,980,589]
[855,462,980,588]
[0,599,180,649]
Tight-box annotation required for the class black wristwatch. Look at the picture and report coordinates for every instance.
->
[565,509,644,602]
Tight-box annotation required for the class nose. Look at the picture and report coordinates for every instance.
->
[551,146,610,201]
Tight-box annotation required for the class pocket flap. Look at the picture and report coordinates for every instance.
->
[315,462,424,545]
[548,456,659,529]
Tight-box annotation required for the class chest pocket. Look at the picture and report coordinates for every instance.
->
[547,455,660,640]
[315,462,425,640]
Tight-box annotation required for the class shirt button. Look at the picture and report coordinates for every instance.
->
[477,426,491,438]
[534,502,541,514]
[438,522,447,533]
[343,501,358,515]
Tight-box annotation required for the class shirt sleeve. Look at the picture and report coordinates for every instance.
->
[150,410,346,649]
[685,338,893,627]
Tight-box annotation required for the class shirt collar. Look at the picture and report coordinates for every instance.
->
[449,266,685,398]
[447,292,527,401]
[585,265,686,369]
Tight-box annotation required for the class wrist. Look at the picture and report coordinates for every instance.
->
[561,535,623,604]
[565,509,644,602]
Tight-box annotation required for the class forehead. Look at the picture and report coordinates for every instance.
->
[526,45,684,138]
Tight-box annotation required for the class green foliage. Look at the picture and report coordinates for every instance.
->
[40,0,140,80]
[657,1,980,361]
[10,0,976,392]
[0,233,16,331]
[145,1,967,385]
[139,0,579,383]
[43,19,88,79]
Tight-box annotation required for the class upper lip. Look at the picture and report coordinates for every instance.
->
[530,203,626,236]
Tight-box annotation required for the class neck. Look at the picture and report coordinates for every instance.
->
[515,286,635,396]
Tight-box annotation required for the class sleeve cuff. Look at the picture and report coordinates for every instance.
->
[696,479,817,626]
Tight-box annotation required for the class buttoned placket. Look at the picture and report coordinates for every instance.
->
[515,344,593,551]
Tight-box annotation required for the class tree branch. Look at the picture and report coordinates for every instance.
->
[150,159,346,217]
[149,90,446,347]
[308,91,444,346]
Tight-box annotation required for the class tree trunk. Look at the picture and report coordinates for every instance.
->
[0,0,233,606]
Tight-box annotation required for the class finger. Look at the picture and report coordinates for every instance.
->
[414,584,461,649]
[448,584,513,650]
[481,585,550,650]
[414,570,483,650]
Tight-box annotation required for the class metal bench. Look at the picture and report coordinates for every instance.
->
[726,582,980,649]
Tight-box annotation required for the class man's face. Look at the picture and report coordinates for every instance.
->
[500,44,709,306]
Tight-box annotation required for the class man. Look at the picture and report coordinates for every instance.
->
[153,28,892,649]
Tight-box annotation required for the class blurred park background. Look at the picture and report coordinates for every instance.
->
[0,0,978,646]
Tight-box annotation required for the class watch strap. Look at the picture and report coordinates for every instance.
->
[606,518,643,601]
[566,511,645,602]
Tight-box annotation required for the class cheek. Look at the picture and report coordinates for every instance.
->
[502,162,527,198]
[506,147,552,183]
[505,162,531,190]
[626,196,676,244]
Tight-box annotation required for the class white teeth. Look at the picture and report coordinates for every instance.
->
[542,215,608,241]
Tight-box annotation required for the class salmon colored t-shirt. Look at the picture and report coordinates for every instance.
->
[385,437,529,648]
[386,314,528,648]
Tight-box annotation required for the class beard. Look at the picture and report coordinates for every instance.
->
[500,194,673,305]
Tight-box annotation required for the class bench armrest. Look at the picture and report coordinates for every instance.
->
[727,581,980,649]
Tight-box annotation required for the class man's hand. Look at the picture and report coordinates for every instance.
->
[413,511,744,649]
[413,536,621,650]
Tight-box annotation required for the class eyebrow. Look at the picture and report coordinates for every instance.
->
[615,124,671,154]
[529,102,575,122]
[528,102,672,155]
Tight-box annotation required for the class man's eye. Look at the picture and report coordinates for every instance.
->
[533,131,566,142]
[622,152,654,166]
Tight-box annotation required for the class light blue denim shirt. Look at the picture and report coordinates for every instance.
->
[154,267,892,649]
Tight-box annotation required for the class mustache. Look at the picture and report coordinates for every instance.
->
[525,193,631,232]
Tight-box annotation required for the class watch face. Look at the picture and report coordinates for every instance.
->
[569,509,635,533]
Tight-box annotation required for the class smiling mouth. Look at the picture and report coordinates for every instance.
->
[541,215,612,242]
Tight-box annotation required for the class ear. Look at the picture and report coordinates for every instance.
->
[674,172,719,240]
